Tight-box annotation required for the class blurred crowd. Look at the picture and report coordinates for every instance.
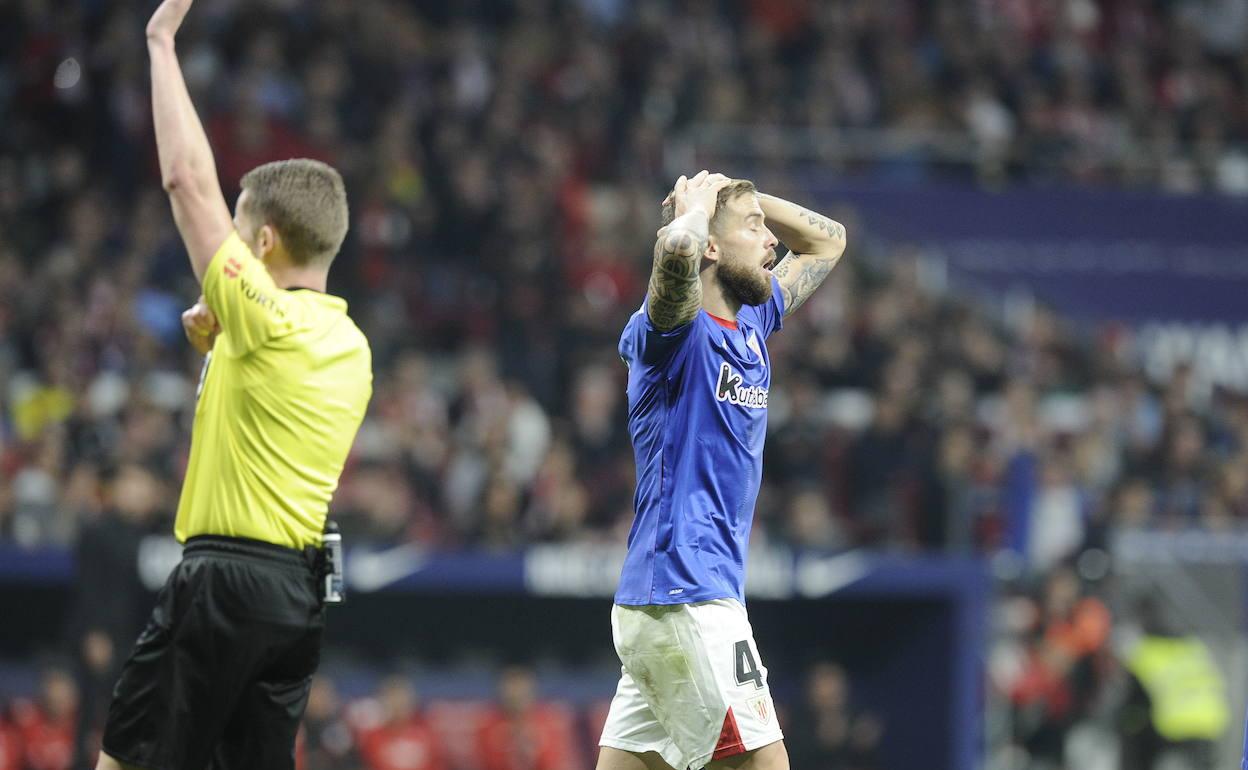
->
[5,3,1248,770]
[0,661,883,770]
[3,0,1248,556]
[990,565,1232,770]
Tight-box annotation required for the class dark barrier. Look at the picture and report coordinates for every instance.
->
[0,543,986,770]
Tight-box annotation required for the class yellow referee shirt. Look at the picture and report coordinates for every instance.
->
[175,232,373,550]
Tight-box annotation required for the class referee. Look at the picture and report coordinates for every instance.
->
[96,1,372,769]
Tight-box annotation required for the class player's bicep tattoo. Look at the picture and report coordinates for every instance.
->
[773,252,839,318]
[647,225,706,331]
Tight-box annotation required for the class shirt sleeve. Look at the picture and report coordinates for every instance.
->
[1242,707,1248,770]
[619,300,698,371]
[202,231,295,356]
[754,275,786,339]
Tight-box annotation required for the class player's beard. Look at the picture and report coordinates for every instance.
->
[717,251,772,306]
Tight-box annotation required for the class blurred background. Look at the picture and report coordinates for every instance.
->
[3,0,1248,768]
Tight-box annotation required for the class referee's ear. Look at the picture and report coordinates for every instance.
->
[254,223,282,264]
[234,191,278,265]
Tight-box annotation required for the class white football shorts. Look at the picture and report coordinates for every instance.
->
[598,598,783,770]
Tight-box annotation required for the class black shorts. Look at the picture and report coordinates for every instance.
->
[102,536,325,770]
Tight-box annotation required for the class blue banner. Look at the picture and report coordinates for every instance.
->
[810,182,1248,323]
[810,181,1248,390]
[0,540,985,599]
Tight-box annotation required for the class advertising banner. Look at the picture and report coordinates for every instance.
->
[812,181,1248,390]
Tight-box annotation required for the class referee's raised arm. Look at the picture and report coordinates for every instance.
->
[146,0,233,283]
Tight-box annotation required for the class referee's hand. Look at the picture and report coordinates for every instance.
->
[182,297,219,355]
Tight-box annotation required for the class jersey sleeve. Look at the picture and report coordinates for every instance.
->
[618,300,698,371]
[202,231,295,356]
[754,275,786,338]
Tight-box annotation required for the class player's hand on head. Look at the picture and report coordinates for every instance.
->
[146,0,194,42]
[671,170,731,220]
[182,296,219,355]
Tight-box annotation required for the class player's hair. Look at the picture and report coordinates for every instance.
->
[659,179,757,232]
[240,159,348,267]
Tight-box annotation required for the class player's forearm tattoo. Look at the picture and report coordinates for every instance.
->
[789,202,846,243]
[647,222,707,330]
[774,253,839,318]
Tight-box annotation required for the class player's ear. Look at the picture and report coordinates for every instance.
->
[703,234,720,263]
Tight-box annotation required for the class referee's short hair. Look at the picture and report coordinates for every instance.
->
[241,159,349,267]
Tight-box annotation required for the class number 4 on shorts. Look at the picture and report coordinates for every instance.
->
[734,640,764,689]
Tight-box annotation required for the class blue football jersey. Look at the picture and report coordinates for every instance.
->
[1242,707,1247,770]
[614,277,785,605]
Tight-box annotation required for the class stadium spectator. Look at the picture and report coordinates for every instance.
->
[299,676,360,770]
[992,565,1117,770]
[10,668,77,770]
[0,713,21,770]
[352,676,447,770]
[1038,568,1113,729]
[70,463,167,769]
[1121,598,1230,770]
[474,667,576,770]
[786,661,884,770]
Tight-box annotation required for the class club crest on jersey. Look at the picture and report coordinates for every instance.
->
[716,362,768,409]
[748,696,770,724]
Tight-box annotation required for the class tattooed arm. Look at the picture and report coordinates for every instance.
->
[647,211,710,330]
[758,193,847,318]
[647,171,730,331]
